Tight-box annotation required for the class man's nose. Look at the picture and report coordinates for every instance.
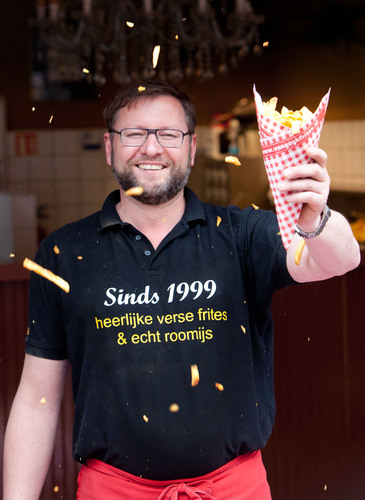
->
[140,132,164,154]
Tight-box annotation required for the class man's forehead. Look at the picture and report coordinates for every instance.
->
[125,95,181,110]
[116,95,186,122]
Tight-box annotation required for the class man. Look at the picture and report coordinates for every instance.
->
[3,80,360,499]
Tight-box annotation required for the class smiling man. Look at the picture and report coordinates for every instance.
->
[106,95,196,206]
[103,86,198,249]
[3,80,360,500]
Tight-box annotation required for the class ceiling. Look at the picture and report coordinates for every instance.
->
[252,0,365,49]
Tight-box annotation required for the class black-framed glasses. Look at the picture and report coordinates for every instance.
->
[110,128,191,148]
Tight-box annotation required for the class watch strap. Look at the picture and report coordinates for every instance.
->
[295,205,331,239]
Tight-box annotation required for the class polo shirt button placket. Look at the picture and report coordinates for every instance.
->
[133,233,152,257]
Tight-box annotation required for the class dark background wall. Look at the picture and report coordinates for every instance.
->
[1,1,365,130]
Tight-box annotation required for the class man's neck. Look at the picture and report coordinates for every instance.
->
[115,189,186,249]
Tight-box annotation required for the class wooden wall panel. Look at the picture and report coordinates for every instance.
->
[1,272,26,498]
[0,267,29,500]
[263,266,365,500]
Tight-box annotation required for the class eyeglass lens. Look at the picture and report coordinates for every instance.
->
[121,129,184,147]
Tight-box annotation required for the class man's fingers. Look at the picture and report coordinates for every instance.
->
[306,146,327,168]
[283,164,327,181]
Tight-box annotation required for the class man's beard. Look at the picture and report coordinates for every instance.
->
[110,146,191,205]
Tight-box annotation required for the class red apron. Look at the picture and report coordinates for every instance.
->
[77,450,271,499]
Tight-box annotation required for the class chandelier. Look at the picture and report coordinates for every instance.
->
[33,0,263,87]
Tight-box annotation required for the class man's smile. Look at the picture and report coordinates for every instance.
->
[136,163,166,171]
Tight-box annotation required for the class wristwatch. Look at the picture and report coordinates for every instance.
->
[295,205,331,239]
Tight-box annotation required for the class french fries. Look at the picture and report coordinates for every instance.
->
[262,97,314,135]
[294,238,306,265]
[125,186,144,196]
[169,403,180,413]
[224,155,241,166]
[191,364,200,387]
[23,258,70,293]
[152,45,160,69]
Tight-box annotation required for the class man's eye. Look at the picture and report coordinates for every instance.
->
[125,131,145,139]
[159,131,179,139]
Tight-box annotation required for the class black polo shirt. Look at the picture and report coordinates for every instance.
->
[25,188,296,480]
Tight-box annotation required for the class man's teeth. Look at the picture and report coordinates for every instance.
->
[138,164,164,170]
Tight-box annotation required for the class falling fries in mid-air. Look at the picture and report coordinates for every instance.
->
[23,258,70,293]
[294,238,306,265]
[152,45,160,69]
[225,155,241,166]
[125,186,144,196]
[191,364,200,387]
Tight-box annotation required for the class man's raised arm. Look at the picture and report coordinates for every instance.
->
[280,147,361,282]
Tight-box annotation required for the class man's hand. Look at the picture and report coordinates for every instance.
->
[277,146,330,233]
[281,146,360,282]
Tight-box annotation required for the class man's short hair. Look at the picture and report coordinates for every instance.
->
[104,79,197,134]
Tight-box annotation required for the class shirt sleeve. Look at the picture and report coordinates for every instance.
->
[238,207,297,307]
[25,237,68,360]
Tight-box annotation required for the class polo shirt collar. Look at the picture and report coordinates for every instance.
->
[99,187,206,230]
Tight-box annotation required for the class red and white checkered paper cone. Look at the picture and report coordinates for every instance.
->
[253,86,330,249]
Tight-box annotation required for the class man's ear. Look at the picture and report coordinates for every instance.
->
[104,132,112,165]
[190,133,197,166]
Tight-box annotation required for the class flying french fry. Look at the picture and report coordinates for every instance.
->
[224,155,241,166]
[125,186,144,196]
[191,364,200,387]
[23,258,70,293]
[152,45,160,69]
[294,238,306,265]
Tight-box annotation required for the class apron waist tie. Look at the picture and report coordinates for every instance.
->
[157,479,216,499]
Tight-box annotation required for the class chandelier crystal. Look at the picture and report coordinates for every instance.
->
[32,0,263,87]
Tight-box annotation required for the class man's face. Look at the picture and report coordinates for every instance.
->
[104,96,197,205]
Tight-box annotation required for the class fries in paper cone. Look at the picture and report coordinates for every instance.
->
[253,85,330,249]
